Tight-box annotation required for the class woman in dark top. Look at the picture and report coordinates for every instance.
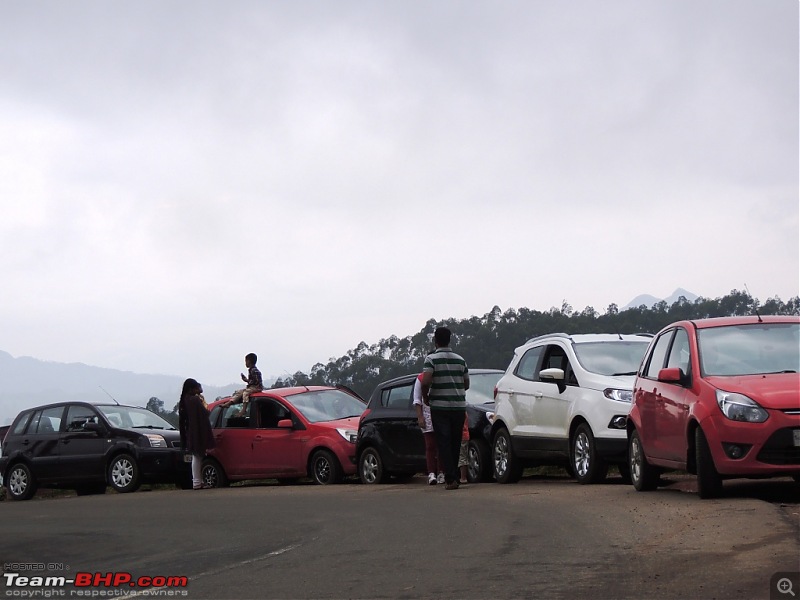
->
[178,378,215,490]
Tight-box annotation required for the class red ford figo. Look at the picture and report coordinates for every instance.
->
[203,386,366,487]
[627,315,800,498]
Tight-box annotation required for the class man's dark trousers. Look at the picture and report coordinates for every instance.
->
[430,409,466,484]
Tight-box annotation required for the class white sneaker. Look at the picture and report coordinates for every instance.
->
[428,473,436,485]
[437,473,445,485]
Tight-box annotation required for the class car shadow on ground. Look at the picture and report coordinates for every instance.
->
[659,475,799,505]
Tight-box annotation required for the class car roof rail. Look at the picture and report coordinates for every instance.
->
[524,332,571,344]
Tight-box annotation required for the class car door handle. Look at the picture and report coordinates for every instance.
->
[534,392,543,398]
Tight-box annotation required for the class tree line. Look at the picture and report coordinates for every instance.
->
[146,289,798,418]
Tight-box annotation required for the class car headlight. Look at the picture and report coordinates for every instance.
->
[604,388,633,403]
[336,428,358,444]
[144,434,167,448]
[716,390,768,423]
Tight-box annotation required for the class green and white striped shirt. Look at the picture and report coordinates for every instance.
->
[423,347,469,411]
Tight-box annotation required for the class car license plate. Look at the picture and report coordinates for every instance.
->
[793,430,800,447]
[184,454,193,463]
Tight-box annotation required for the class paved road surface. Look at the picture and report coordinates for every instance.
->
[1,474,798,599]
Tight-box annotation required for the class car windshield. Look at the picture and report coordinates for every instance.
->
[97,406,176,430]
[465,372,502,405]
[698,322,800,376]
[288,389,366,423]
[572,341,650,376]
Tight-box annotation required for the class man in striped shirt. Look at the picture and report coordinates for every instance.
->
[421,326,470,490]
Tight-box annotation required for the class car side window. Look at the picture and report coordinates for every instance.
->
[644,331,674,378]
[221,404,253,429]
[666,328,691,375]
[65,405,100,432]
[28,407,64,434]
[538,345,579,387]
[381,384,413,409]
[514,347,543,381]
[11,411,32,435]
[256,399,291,428]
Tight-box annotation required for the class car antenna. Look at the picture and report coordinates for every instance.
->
[99,386,120,405]
[744,283,763,323]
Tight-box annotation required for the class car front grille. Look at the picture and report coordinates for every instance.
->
[756,428,800,465]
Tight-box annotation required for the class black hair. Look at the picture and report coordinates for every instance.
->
[434,327,451,347]
[180,378,202,400]
[245,353,258,364]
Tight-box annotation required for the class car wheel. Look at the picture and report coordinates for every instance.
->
[6,463,37,501]
[358,447,386,485]
[201,459,229,488]
[76,483,107,496]
[695,427,722,499]
[467,438,492,483]
[629,430,659,491]
[571,423,608,485]
[493,428,523,484]
[310,449,342,485]
[107,454,141,493]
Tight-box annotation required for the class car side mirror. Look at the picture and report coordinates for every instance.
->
[84,422,104,434]
[657,367,685,385]
[277,419,293,429]
[540,367,567,394]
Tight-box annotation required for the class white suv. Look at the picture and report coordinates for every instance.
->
[491,333,651,484]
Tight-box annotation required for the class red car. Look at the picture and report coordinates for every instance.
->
[627,315,800,498]
[202,386,366,486]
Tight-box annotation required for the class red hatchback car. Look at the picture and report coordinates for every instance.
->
[202,386,366,487]
[627,315,800,498]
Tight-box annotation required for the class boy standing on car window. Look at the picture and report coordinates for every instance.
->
[229,353,264,417]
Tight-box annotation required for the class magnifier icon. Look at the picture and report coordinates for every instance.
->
[777,578,796,596]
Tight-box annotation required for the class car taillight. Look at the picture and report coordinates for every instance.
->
[493,386,498,400]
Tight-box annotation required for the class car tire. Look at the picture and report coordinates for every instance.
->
[76,483,107,496]
[201,458,229,488]
[695,427,722,499]
[629,429,659,491]
[493,428,523,484]
[6,463,37,501]
[467,438,492,483]
[358,447,386,485]
[310,449,342,485]
[107,454,141,493]
[571,423,608,485]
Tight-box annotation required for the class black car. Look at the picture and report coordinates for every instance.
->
[356,369,504,484]
[0,402,189,500]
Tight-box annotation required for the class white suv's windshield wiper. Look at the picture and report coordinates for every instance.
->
[612,371,637,376]
[133,425,165,429]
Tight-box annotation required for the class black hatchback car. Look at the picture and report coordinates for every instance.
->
[0,402,188,500]
[356,369,503,484]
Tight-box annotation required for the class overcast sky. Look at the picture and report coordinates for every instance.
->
[1,1,797,387]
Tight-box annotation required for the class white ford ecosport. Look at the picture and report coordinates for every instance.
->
[491,333,651,484]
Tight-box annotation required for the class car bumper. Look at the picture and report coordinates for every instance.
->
[137,449,190,482]
[701,411,800,476]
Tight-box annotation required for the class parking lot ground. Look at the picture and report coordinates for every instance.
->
[0,474,797,599]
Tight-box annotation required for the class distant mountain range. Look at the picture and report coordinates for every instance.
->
[622,288,698,310]
[0,350,244,425]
